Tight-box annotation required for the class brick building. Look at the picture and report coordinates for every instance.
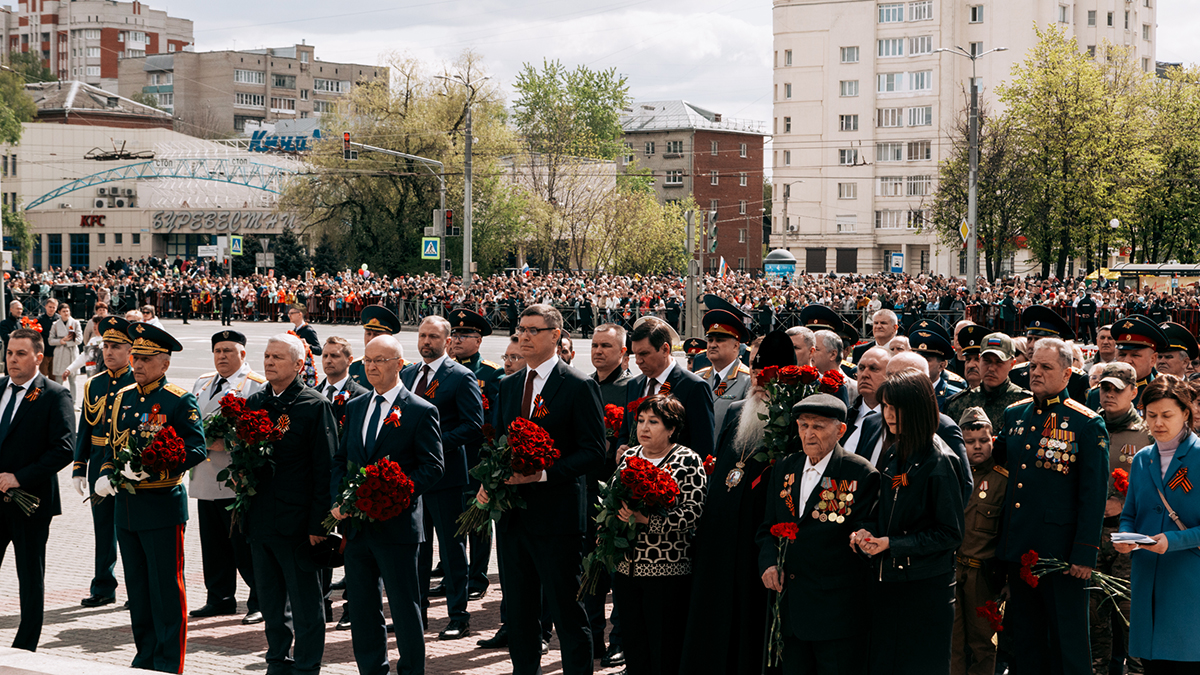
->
[621,100,767,273]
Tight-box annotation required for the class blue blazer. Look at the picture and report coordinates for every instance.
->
[1120,432,1200,662]
[620,362,715,459]
[332,385,445,544]
[400,358,483,493]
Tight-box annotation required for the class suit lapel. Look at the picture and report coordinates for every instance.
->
[368,389,408,463]
[537,363,565,412]
[1160,433,1196,493]
[3,374,41,441]
[857,414,882,461]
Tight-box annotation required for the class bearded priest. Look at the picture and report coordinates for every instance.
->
[680,330,796,675]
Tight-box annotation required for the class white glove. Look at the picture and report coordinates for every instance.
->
[94,475,117,497]
[120,466,151,483]
[73,476,88,497]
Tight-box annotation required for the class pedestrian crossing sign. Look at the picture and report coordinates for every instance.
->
[230,235,243,256]
[421,237,440,260]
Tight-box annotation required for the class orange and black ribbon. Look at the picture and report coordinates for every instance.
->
[892,473,909,490]
[714,381,728,397]
[531,394,548,419]
[658,380,672,397]
[424,379,440,399]
[1169,467,1193,493]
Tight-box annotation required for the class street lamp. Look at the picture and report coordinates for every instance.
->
[435,74,491,288]
[936,45,1007,293]
[780,180,803,254]
[1104,218,1120,271]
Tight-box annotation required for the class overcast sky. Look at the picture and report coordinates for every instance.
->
[162,0,1200,132]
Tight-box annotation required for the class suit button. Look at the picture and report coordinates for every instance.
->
[1026,445,1031,450]
[789,574,795,580]
[1021,464,1027,470]
[1015,503,1021,508]
[1036,410,1042,415]
[1017,483,1023,488]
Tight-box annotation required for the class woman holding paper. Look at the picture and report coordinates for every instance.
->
[1115,376,1200,674]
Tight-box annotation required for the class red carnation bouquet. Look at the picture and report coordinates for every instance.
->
[322,457,416,533]
[93,425,189,502]
[604,404,624,440]
[456,417,560,535]
[755,365,844,464]
[975,600,1005,634]
[202,392,244,449]
[1019,549,1130,621]
[1111,468,1130,497]
[579,455,680,597]
[217,407,288,525]
[765,521,799,666]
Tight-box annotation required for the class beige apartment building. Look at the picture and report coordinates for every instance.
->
[117,44,386,137]
[772,0,1156,276]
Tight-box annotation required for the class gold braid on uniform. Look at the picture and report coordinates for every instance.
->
[82,377,106,427]
[109,385,135,459]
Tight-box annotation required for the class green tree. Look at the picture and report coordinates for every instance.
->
[3,205,34,268]
[231,237,263,277]
[129,91,164,110]
[0,70,34,144]
[311,233,344,276]
[273,229,311,277]
[7,53,54,83]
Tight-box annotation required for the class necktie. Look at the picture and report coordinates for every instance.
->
[326,383,337,401]
[416,365,432,398]
[211,377,227,401]
[0,383,24,441]
[646,378,658,397]
[364,394,385,456]
[521,369,537,419]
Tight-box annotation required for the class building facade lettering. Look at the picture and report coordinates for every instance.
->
[151,210,296,233]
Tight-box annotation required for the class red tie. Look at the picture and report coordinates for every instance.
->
[416,365,431,398]
[521,369,537,419]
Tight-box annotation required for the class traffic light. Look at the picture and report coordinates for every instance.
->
[709,211,718,253]
[343,132,352,160]
[445,209,454,235]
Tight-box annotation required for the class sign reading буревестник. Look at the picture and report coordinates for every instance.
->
[151,210,297,233]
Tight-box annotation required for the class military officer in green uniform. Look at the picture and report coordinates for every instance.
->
[909,324,966,410]
[1154,321,1197,379]
[447,307,503,600]
[346,305,402,388]
[956,324,989,390]
[945,333,1031,429]
[1009,305,1090,403]
[71,315,136,608]
[1085,315,1166,413]
[92,322,206,674]
[996,336,1108,675]
[694,308,753,432]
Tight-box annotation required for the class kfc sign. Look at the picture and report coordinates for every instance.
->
[80,215,106,227]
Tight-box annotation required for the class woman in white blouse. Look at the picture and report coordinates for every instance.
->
[49,302,82,401]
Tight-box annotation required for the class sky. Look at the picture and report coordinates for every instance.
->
[160,0,1200,137]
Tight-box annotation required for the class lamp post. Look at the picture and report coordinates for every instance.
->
[780,180,803,255]
[435,74,490,288]
[936,45,1007,293]
[1104,218,1120,273]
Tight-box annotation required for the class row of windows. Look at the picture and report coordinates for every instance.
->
[876,175,933,197]
[641,141,749,157]
[779,71,931,101]
[90,232,138,245]
[661,170,750,187]
[777,106,931,135]
[878,1,933,23]
[877,36,933,58]
[314,78,352,93]
[875,209,928,229]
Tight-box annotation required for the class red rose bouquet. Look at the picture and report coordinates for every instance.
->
[975,600,1005,634]
[217,408,288,525]
[1019,549,1130,621]
[604,404,624,440]
[1111,468,1130,497]
[322,457,416,533]
[765,521,800,666]
[579,455,680,597]
[754,365,843,464]
[202,392,244,449]
[456,417,560,535]
[93,425,189,503]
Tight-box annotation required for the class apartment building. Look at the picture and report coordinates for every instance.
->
[8,0,192,90]
[621,100,768,272]
[117,44,386,137]
[772,0,1156,276]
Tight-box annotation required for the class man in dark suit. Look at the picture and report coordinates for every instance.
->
[841,345,890,456]
[402,316,483,640]
[851,308,898,364]
[241,333,337,675]
[348,306,401,389]
[0,328,76,651]
[36,298,57,379]
[288,306,323,356]
[618,316,715,459]
[758,394,880,673]
[330,334,444,675]
[478,303,605,675]
[220,285,235,326]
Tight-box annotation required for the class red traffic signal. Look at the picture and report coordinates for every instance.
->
[342,132,351,160]
[445,209,453,232]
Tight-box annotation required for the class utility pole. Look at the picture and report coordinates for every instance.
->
[463,104,473,287]
[686,210,698,338]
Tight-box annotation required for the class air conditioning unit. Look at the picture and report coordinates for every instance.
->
[115,198,127,208]
[97,187,108,196]
[94,199,106,208]
[788,225,799,232]
[58,203,71,208]
[123,188,136,197]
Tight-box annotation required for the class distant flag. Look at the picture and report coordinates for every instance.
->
[520,263,531,275]
[719,257,729,277]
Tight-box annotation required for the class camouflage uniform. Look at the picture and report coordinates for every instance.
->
[944,378,1031,431]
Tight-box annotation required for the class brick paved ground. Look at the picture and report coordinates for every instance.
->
[0,318,628,674]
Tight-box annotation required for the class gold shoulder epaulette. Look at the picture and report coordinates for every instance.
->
[164,383,189,397]
[1065,398,1099,418]
[247,372,267,383]
[1007,397,1034,410]
[695,366,713,377]
[482,360,501,370]
[199,371,217,380]
[946,371,966,383]
[117,383,139,395]
[994,465,1009,478]
[736,363,751,375]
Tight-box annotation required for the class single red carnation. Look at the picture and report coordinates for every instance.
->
[769,522,799,540]
[703,455,716,476]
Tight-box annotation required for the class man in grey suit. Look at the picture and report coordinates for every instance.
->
[694,309,752,432]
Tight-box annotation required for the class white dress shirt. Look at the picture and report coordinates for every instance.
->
[322,374,350,398]
[799,450,835,508]
[523,354,560,416]
[0,377,33,421]
[710,360,735,388]
[645,358,676,396]
[842,399,878,456]
[415,353,450,391]
[362,381,405,445]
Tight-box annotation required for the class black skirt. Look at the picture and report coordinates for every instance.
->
[867,571,955,675]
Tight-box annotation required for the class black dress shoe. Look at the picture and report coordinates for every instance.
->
[336,614,352,631]
[477,627,508,648]
[242,611,264,625]
[467,588,486,601]
[330,577,346,591]
[428,582,447,597]
[189,600,238,618]
[541,640,550,655]
[81,594,116,608]
[438,619,471,640]
[602,645,625,667]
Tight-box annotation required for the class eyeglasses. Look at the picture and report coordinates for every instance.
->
[502,355,522,362]
[450,332,480,340]
[515,325,553,336]
[361,356,402,366]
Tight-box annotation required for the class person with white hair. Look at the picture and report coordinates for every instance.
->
[852,308,899,364]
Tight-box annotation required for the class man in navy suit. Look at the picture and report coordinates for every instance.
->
[331,334,444,675]
[0,328,75,651]
[401,316,483,640]
[618,316,715,459]
[477,304,605,675]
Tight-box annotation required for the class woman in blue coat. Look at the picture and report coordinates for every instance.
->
[1116,376,1200,674]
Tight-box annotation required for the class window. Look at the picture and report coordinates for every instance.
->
[970,42,984,57]
[878,176,904,197]
[169,43,177,52]
[841,46,859,63]
[156,93,173,108]
[969,5,984,23]
[150,72,172,85]
[784,150,792,165]
[875,210,904,229]
[666,140,683,154]
[1143,24,1151,40]
[314,79,351,93]
[878,38,904,58]
[907,175,932,196]
[784,83,792,99]
[841,80,859,97]
[1143,57,1151,72]
[839,149,858,165]
[1088,10,1096,26]
[623,143,634,163]
[879,3,904,23]
[132,233,141,245]
[839,114,859,131]
[1107,12,1114,26]
[710,200,719,211]
[877,142,904,162]
[907,140,931,160]
[300,89,309,101]
[98,233,106,245]
[877,73,901,93]
[784,116,792,132]
[86,66,100,77]
[235,69,266,84]
[86,46,100,58]
[115,233,123,245]
[838,182,858,200]
[711,171,719,186]
[1087,45,1097,58]
[739,201,747,216]
[235,92,265,108]
[1125,10,1130,29]
[301,51,310,63]
[878,107,903,127]
[970,77,983,93]
[911,70,932,90]
[784,49,792,66]
[711,140,719,155]
[313,100,337,114]
[270,97,296,111]
[273,74,296,89]
[48,234,62,269]
[740,143,747,158]
[836,216,857,234]
[664,170,683,186]
[739,173,748,186]
[84,29,101,39]
[69,233,89,271]
[1058,5,1069,23]
[645,141,655,155]
[907,210,927,229]
[908,105,932,126]
[909,36,933,55]
[909,0,932,20]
